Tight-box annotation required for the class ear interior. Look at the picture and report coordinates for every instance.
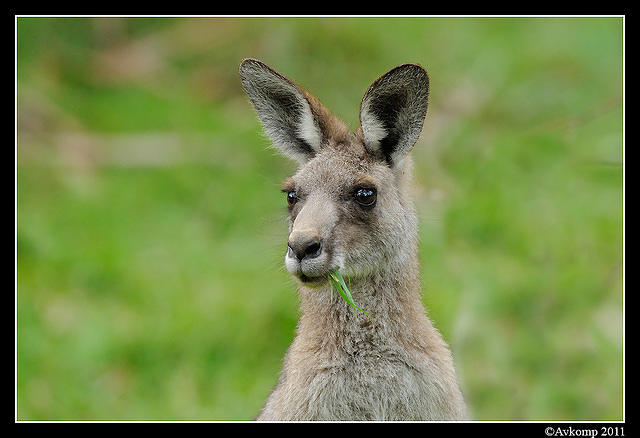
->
[239,59,325,164]
[359,64,429,166]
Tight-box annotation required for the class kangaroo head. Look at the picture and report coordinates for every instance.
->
[239,59,429,287]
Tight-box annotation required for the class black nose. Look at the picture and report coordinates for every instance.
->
[288,237,323,261]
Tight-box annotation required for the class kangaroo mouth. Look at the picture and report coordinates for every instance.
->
[285,248,336,287]
[298,273,328,285]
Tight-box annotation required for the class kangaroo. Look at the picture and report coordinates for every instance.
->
[239,59,466,421]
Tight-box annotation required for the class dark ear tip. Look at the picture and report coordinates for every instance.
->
[239,58,260,73]
[392,63,429,86]
[239,58,274,78]
[363,63,429,100]
[397,63,427,72]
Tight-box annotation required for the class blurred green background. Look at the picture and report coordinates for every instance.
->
[17,17,623,421]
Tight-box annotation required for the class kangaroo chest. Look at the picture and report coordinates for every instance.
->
[277,332,443,421]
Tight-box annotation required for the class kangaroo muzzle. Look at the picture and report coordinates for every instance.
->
[288,231,323,261]
[284,194,337,280]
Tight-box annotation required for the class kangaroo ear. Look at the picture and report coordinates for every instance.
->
[239,58,332,164]
[359,64,429,166]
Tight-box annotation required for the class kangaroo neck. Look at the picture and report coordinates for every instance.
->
[296,249,425,340]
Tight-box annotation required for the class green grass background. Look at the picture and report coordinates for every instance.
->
[17,17,623,420]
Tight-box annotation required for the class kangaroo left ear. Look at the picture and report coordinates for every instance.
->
[239,58,348,165]
[359,64,429,166]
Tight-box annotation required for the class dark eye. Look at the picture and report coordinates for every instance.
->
[286,191,298,206]
[354,187,377,207]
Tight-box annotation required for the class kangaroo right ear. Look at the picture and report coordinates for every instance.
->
[359,64,429,166]
[239,59,330,164]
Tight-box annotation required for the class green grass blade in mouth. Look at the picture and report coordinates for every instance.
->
[330,278,334,301]
[328,271,372,315]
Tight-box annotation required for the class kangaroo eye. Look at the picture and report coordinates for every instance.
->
[354,188,377,207]
[286,191,298,206]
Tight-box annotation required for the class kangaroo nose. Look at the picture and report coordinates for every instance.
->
[288,232,322,261]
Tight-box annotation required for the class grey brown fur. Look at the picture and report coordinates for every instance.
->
[239,59,466,421]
